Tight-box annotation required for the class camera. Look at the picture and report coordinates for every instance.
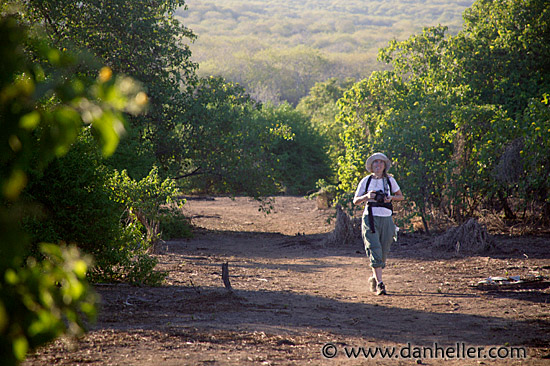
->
[374,190,386,203]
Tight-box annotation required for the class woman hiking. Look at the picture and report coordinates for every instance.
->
[353,153,404,295]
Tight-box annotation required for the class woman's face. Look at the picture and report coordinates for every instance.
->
[372,159,386,175]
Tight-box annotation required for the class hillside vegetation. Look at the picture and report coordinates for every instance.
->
[176,0,475,104]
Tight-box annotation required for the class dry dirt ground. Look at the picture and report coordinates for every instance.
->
[25,196,550,365]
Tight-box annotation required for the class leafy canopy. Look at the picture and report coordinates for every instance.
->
[336,0,550,230]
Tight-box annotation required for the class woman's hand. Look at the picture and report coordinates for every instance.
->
[353,191,377,205]
[366,190,377,200]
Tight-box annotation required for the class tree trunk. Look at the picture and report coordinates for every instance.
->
[497,190,516,221]
[420,212,431,236]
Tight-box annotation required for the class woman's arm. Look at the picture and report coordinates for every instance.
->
[353,193,369,205]
[353,177,369,205]
[387,189,404,203]
[354,190,378,205]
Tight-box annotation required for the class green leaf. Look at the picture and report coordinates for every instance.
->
[19,111,41,130]
[2,169,27,201]
[13,337,28,361]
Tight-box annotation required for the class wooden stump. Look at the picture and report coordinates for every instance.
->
[316,192,330,210]
[221,262,233,292]
[324,205,361,246]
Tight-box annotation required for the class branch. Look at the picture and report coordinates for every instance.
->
[172,166,202,180]
[35,3,61,44]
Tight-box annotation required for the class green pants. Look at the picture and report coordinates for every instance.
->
[362,215,396,268]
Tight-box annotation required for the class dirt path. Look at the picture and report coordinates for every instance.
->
[25,196,550,365]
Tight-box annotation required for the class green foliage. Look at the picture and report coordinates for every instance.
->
[307,179,338,205]
[159,209,193,240]
[20,0,198,176]
[174,76,280,196]
[297,77,356,177]
[0,244,97,366]
[20,135,168,286]
[0,23,143,201]
[84,166,188,284]
[516,95,550,210]
[336,0,550,230]
[23,135,122,256]
[0,14,144,365]
[256,103,332,194]
[89,220,166,286]
[105,125,157,181]
[21,0,332,196]
[459,0,550,114]
[107,167,186,241]
[170,76,331,195]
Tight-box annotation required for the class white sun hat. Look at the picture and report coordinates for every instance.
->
[366,152,392,173]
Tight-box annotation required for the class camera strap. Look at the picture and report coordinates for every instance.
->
[364,175,394,233]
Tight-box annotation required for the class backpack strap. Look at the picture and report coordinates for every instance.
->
[386,176,394,196]
[363,175,373,196]
[364,174,394,196]
[364,175,394,234]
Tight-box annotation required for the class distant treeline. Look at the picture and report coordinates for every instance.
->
[176,0,474,104]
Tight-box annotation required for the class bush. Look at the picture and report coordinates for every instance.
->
[107,166,188,241]
[0,14,146,365]
[23,134,122,258]
[89,219,166,286]
[256,103,332,194]
[159,207,193,240]
[23,135,172,286]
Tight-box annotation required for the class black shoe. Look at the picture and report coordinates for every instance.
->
[376,282,386,295]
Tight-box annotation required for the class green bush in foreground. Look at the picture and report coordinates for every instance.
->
[0,14,144,365]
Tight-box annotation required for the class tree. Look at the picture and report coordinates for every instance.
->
[335,67,453,231]
[255,103,332,194]
[459,0,550,114]
[445,0,550,221]
[173,77,331,196]
[212,46,335,106]
[297,77,356,179]
[17,0,330,198]
[0,15,144,365]
[336,0,550,230]
[20,0,198,178]
[518,94,550,221]
[174,76,281,196]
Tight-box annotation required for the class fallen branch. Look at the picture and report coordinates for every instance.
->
[189,278,201,294]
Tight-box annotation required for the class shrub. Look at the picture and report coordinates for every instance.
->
[89,219,166,286]
[107,166,188,242]
[23,134,122,258]
[23,135,172,286]
[159,207,193,240]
